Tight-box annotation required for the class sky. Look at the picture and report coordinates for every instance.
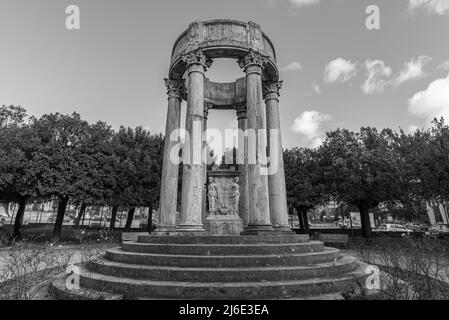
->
[1,0,449,151]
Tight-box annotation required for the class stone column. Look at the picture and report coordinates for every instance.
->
[178,50,212,233]
[155,79,185,234]
[264,81,291,233]
[235,102,249,227]
[238,50,274,234]
[202,102,212,223]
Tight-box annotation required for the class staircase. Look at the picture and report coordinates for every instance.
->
[50,234,367,300]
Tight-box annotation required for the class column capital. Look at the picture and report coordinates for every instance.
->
[164,78,186,100]
[182,49,213,73]
[238,50,268,74]
[263,81,283,101]
[234,102,247,120]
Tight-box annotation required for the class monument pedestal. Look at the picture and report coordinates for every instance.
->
[204,214,244,235]
[241,225,275,235]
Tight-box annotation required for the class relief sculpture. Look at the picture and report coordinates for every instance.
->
[207,175,241,216]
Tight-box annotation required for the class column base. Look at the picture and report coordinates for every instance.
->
[153,225,178,235]
[176,224,207,236]
[241,224,275,235]
[273,225,294,234]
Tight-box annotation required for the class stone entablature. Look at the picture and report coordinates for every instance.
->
[169,20,279,81]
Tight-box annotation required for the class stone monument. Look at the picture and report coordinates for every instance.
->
[156,19,291,235]
[52,20,367,300]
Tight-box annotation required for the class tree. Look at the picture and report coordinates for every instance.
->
[0,106,41,238]
[284,148,328,232]
[72,121,117,227]
[317,127,408,238]
[31,113,90,243]
[110,127,164,232]
[141,133,164,233]
[395,119,449,206]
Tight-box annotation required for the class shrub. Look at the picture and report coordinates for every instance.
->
[0,239,110,300]
[355,236,449,300]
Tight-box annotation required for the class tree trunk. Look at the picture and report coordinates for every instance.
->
[110,205,119,230]
[296,206,305,231]
[52,197,69,243]
[302,209,310,232]
[124,207,135,232]
[74,203,87,227]
[13,196,27,239]
[358,200,372,238]
[146,205,153,233]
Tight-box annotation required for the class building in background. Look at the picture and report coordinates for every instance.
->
[427,201,449,225]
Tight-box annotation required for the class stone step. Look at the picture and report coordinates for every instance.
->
[50,275,123,301]
[105,247,342,268]
[122,241,325,256]
[77,267,366,299]
[137,234,309,245]
[50,277,349,300]
[87,256,358,282]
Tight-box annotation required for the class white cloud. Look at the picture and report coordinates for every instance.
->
[362,60,393,94]
[312,83,322,95]
[408,125,420,133]
[394,56,432,87]
[408,0,449,15]
[438,60,449,71]
[324,58,357,83]
[291,110,331,148]
[281,61,302,72]
[289,0,320,8]
[408,72,449,122]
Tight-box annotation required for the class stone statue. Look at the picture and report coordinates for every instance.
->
[208,177,219,214]
[229,177,240,215]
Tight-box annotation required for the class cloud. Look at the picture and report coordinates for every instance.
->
[281,61,302,72]
[142,125,164,134]
[408,72,449,122]
[324,58,357,83]
[408,125,420,133]
[291,110,332,148]
[408,0,449,15]
[438,60,449,71]
[362,60,393,94]
[289,0,320,8]
[394,56,432,87]
[312,83,322,95]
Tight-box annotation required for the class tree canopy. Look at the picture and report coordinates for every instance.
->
[0,106,164,242]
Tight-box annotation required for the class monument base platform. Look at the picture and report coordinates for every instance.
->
[204,214,243,235]
[51,234,368,300]
[241,224,275,235]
